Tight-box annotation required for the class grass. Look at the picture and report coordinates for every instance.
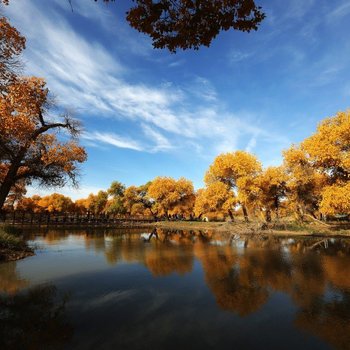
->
[0,226,34,262]
[145,219,350,237]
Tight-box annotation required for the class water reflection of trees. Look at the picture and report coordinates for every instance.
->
[0,262,29,294]
[94,229,350,349]
[0,284,73,349]
[20,228,350,349]
[295,291,350,350]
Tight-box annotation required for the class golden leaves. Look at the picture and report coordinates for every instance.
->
[194,181,235,217]
[302,110,350,180]
[320,183,350,216]
[147,176,194,216]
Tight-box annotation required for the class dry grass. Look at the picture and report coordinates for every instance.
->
[144,220,350,238]
[0,227,34,262]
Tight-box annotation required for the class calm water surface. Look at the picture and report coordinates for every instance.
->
[1,228,350,349]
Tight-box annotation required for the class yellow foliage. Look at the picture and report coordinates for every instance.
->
[194,182,236,218]
[37,193,73,213]
[147,177,194,217]
[302,110,350,181]
[253,166,287,220]
[320,183,350,215]
[204,151,261,220]
[0,77,87,210]
[205,151,262,187]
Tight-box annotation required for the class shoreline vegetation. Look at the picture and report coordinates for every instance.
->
[147,220,350,238]
[1,219,350,263]
[0,226,34,262]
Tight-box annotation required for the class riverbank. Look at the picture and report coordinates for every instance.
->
[0,227,34,262]
[1,220,349,263]
[145,220,350,238]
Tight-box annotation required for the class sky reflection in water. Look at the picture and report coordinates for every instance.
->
[1,228,350,349]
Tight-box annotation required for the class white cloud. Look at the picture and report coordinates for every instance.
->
[245,136,257,153]
[141,124,173,152]
[4,0,287,161]
[82,132,144,151]
[228,50,253,64]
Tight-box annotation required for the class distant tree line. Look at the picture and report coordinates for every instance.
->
[5,109,350,223]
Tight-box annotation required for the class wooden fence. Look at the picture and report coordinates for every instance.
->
[0,211,156,226]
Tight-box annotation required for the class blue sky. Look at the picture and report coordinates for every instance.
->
[4,0,350,199]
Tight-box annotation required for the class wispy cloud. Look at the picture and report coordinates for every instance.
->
[5,0,288,163]
[228,50,253,64]
[328,1,350,20]
[141,124,173,152]
[82,132,144,151]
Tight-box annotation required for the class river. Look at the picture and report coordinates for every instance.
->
[1,228,349,349]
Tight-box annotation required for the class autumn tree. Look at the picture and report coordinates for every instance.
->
[301,110,350,183]
[92,190,108,215]
[0,77,87,211]
[0,166,26,211]
[123,185,140,215]
[205,151,262,222]
[105,181,126,216]
[283,111,350,219]
[147,176,194,218]
[319,183,350,216]
[283,146,326,221]
[108,180,125,198]
[16,195,42,213]
[194,181,236,221]
[254,166,287,222]
[37,193,74,213]
[123,182,155,217]
[0,15,25,88]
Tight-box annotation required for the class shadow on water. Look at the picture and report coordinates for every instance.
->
[0,284,73,350]
[2,228,350,349]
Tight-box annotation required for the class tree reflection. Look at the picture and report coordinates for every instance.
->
[78,229,350,326]
[0,262,29,294]
[2,228,350,349]
[0,284,73,350]
[195,241,269,315]
[295,291,350,350]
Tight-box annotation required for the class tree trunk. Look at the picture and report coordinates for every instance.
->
[0,148,27,210]
[274,196,279,220]
[0,161,21,210]
[149,208,157,221]
[242,204,249,222]
[228,209,235,222]
[265,209,272,223]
